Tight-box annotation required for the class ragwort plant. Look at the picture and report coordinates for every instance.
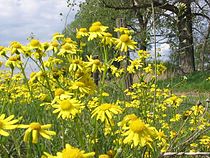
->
[0,21,209,158]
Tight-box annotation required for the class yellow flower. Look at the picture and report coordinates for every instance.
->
[115,34,137,52]
[79,76,96,94]
[199,135,210,148]
[52,98,84,119]
[164,95,183,108]
[0,45,7,56]
[46,41,60,53]
[44,57,63,68]
[102,92,109,97]
[121,118,157,148]
[52,32,64,41]
[91,103,122,123]
[99,154,110,158]
[43,144,95,158]
[86,55,102,72]
[5,55,22,69]
[170,114,181,122]
[127,59,143,74]
[114,27,133,34]
[101,33,115,46]
[61,144,95,158]
[88,21,108,41]
[144,64,153,73]
[87,97,99,109]
[9,41,25,55]
[137,50,150,59]
[64,37,75,44]
[114,55,126,62]
[28,39,43,50]
[70,81,90,94]
[110,65,124,78]
[169,131,177,139]
[76,28,89,39]
[0,114,19,136]
[118,114,138,128]
[18,122,56,143]
[69,56,84,72]
[157,64,167,75]
[54,88,65,97]
[157,129,166,144]
[42,152,57,158]
[58,43,77,56]
[191,105,204,116]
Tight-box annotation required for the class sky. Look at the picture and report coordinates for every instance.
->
[0,0,170,62]
[0,0,81,46]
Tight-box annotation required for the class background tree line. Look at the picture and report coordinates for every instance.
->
[64,0,210,74]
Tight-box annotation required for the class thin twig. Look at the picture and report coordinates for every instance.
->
[160,152,210,157]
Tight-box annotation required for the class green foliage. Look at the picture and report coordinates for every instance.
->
[64,0,127,37]
[158,71,210,92]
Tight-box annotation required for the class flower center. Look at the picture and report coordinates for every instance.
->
[65,38,72,43]
[54,88,64,96]
[9,56,20,61]
[62,148,83,158]
[129,119,146,133]
[79,28,87,32]
[30,39,40,47]
[92,21,102,26]
[73,59,81,64]
[60,100,73,110]
[0,121,4,128]
[29,122,41,130]
[12,43,21,49]
[62,44,71,50]
[52,41,59,47]
[89,26,100,32]
[93,59,100,65]
[120,34,129,42]
[100,103,112,111]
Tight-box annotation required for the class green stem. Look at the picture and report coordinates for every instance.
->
[20,64,34,101]
[61,119,65,148]
[75,117,85,149]
[11,135,21,158]
[39,58,54,99]
[94,117,98,155]
[1,71,13,113]
[26,141,32,158]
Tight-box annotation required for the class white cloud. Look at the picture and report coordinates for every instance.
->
[0,0,80,46]
[159,43,171,61]
[149,43,171,61]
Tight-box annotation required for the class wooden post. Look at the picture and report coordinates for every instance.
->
[93,55,100,86]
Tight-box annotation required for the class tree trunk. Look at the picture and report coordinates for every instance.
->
[137,10,148,51]
[177,1,195,73]
[200,22,210,71]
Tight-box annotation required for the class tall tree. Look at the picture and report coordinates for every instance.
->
[66,0,210,73]
[101,0,197,73]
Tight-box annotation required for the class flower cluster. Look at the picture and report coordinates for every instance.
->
[0,21,209,157]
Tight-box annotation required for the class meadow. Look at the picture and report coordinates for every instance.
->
[0,22,209,158]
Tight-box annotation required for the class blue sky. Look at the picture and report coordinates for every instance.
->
[0,0,81,46]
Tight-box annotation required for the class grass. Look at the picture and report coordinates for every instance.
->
[158,71,210,93]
